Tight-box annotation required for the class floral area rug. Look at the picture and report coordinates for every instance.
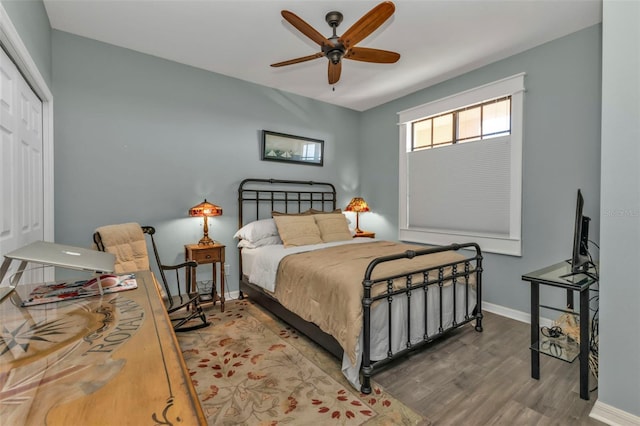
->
[177,299,425,425]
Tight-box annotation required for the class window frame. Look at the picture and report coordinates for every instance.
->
[397,73,525,256]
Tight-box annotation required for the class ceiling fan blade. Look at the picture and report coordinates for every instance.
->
[271,52,324,67]
[344,47,400,63]
[339,1,395,49]
[281,10,333,47]
[328,61,342,84]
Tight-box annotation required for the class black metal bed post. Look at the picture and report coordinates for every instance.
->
[473,243,484,332]
[405,275,412,350]
[438,267,444,333]
[361,278,373,394]
[237,184,245,299]
[452,263,458,327]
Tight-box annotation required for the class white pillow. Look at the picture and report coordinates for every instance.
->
[237,235,283,249]
[234,218,279,242]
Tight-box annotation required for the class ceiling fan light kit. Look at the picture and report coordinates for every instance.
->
[271,1,400,85]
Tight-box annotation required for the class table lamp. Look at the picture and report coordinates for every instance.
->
[189,199,223,245]
[345,197,370,234]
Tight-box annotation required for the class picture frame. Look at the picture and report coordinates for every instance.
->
[261,130,324,166]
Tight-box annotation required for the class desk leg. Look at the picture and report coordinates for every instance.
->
[579,289,590,400]
[531,281,540,380]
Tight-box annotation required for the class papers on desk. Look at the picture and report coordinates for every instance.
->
[21,274,137,306]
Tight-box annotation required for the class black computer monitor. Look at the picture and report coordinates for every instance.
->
[570,189,591,274]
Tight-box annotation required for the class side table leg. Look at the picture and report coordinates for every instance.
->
[579,289,590,400]
[211,263,218,308]
[531,281,540,380]
[220,262,225,312]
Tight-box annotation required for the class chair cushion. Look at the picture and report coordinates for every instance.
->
[95,222,149,273]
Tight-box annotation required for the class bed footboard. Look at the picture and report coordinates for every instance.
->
[360,242,483,394]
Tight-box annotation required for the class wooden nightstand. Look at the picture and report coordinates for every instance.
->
[353,231,375,238]
[185,243,225,312]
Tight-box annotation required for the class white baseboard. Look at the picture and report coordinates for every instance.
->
[590,401,640,426]
[227,290,241,300]
[482,301,553,327]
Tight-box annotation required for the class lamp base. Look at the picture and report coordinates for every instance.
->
[198,236,215,245]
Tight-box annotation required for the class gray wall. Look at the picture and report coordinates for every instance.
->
[598,0,640,417]
[360,25,602,316]
[51,30,361,288]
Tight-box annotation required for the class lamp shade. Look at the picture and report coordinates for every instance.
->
[345,197,370,213]
[189,199,222,217]
[345,197,370,234]
[189,199,222,245]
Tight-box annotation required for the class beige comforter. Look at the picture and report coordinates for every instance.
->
[274,241,472,365]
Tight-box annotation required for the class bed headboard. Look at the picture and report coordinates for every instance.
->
[237,178,337,229]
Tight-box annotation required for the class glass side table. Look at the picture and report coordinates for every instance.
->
[522,260,598,400]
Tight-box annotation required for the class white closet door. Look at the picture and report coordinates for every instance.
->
[0,46,44,285]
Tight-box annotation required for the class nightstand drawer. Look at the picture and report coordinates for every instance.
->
[190,247,223,263]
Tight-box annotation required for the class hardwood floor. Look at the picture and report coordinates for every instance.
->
[373,311,605,426]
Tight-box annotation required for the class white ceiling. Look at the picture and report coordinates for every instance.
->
[43,0,602,111]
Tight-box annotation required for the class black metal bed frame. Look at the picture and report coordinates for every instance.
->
[237,178,483,394]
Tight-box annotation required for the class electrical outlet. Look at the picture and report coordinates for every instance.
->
[224,263,230,276]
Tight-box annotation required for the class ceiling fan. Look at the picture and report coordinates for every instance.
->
[271,1,400,85]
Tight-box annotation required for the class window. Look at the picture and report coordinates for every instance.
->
[398,73,525,256]
[411,97,511,150]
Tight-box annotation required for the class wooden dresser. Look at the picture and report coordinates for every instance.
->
[0,270,205,425]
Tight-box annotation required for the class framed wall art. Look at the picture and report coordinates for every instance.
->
[261,130,324,166]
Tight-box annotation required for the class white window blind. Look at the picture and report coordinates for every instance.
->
[408,136,511,234]
[398,73,525,256]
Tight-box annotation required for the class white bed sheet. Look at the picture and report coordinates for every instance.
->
[241,240,477,390]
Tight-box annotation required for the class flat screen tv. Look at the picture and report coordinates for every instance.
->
[570,189,591,274]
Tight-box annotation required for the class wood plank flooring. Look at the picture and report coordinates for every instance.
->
[373,311,604,426]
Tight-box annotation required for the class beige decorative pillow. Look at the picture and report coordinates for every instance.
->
[314,213,352,242]
[273,215,323,247]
